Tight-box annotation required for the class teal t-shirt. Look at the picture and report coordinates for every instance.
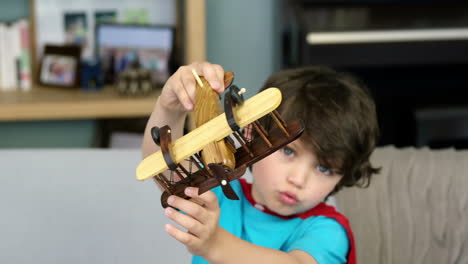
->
[192,179,349,264]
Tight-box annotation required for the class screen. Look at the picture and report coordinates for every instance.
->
[96,24,174,85]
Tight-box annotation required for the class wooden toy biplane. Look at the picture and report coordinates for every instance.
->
[136,71,304,208]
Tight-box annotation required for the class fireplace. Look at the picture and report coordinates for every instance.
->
[282,0,468,148]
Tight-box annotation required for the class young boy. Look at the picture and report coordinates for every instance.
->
[142,62,380,264]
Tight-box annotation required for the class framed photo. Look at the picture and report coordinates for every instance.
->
[39,45,81,88]
[96,23,175,85]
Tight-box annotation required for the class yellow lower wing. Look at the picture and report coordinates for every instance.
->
[136,87,282,181]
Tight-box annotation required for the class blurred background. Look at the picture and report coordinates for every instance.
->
[1,0,467,149]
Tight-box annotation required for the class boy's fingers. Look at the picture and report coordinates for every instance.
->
[165,223,198,247]
[191,62,224,94]
[167,195,207,223]
[164,207,203,236]
[173,80,194,111]
[185,188,219,211]
[167,193,211,224]
[200,64,220,91]
[212,64,226,93]
[179,72,197,110]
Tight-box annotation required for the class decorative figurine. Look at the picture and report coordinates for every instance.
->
[80,59,104,91]
[116,61,154,95]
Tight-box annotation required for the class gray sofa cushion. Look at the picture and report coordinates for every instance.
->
[0,149,190,264]
[336,146,468,264]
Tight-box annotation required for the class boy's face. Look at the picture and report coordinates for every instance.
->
[251,138,343,216]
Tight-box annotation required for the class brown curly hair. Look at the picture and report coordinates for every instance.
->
[258,66,381,195]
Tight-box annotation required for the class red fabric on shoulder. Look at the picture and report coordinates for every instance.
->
[239,179,356,264]
[299,202,356,264]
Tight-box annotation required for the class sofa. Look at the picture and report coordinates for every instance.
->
[1,146,467,263]
[335,146,468,264]
[0,149,191,264]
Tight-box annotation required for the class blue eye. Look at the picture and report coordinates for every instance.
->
[316,165,331,175]
[282,146,295,157]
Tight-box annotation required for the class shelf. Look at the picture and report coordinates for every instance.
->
[0,0,202,123]
[0,85,160,121]
[300,37,468,67]
[295,0,466,6]
[306,28,468,45]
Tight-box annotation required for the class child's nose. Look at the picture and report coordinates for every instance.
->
[287,169,308,188]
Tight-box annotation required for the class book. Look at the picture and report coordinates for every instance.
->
[0,23,6,89]
[17,19,31,91]
[0,19,32,92]
[9,22,21,90]
[0,22,17,91]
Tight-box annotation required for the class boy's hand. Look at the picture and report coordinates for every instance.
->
[159,61,225,112]
[164,187,222,258]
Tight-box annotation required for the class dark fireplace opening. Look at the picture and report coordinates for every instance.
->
[281,0,468,149]
[339,64,468,148]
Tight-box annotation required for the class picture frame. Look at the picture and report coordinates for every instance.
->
[38,44,81,88]
[95,23,175,86]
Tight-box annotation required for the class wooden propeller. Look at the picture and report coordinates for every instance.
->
[194,71,236,170]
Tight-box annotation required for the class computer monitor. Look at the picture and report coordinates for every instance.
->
[96,24,174,85]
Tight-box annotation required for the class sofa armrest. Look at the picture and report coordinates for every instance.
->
[335,146,468,264]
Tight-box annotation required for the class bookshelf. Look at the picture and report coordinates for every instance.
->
[0,0,205,122]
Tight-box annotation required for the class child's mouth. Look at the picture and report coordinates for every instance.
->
[279,191,299,205]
